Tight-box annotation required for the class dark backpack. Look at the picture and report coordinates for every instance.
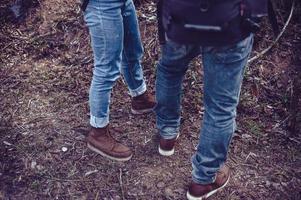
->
[157,0,276,46]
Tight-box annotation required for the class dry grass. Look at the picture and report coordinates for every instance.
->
[0,0,300,199]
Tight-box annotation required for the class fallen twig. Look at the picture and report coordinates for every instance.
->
[272,114,291,130]
[119,168,125,200]
[248,0,296,63]
[48,177,93,182]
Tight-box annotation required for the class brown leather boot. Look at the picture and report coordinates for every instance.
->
[186,165,230,200]
[158,134,179,156]
[131,91,156,115]
[86,125,132,161]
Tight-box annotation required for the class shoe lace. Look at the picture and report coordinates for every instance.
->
[106,126,122,144]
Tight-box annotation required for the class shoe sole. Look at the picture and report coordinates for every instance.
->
[186,174,230,200]
[158,146,175,156]
[87,143,132,162]
[131,107,154,115]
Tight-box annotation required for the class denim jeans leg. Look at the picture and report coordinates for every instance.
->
[84,0,124,128]
[121,0,146,97]
[191,35,254,184]
[155,40,199,139]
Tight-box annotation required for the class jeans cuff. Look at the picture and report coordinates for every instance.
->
[160,131,179,140]
[129,81,146,97]
[156,115,180,139]
[192,174,216,185]
[90,114,109,128]
[158,126,180,139]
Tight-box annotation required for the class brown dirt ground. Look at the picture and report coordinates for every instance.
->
[0,0,301,199]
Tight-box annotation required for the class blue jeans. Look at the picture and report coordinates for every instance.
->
[155,35,253,184]
[84,0,146,128]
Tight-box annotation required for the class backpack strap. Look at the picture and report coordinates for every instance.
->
[157,0,166,44]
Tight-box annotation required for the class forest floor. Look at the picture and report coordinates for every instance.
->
[0,0,301,199]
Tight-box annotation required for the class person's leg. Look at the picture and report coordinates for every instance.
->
[187,35,253,199]
[121,0,156,114]
[84,0,125,128]
[121,0,145,96]
[84,0,132,161]
[155,39,199,155]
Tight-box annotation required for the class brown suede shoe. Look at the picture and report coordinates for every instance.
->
[186,165,230,200]
[131,91,156,115]
[158,134,179,156]
[86,125,132,162]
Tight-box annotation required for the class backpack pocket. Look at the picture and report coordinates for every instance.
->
[163,0,241,32]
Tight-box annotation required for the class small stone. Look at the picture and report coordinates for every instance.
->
[36,165,43,170]
[157,181,165,188]
[164,187,175,198]
[22,132,29,136]
[61,147,68,152]
[242,134,252,140]
[31,161,37,169]
[114,195,121,200]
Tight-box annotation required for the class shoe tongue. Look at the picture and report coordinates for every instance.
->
[106,129,119,144]
[136,92,147,100]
